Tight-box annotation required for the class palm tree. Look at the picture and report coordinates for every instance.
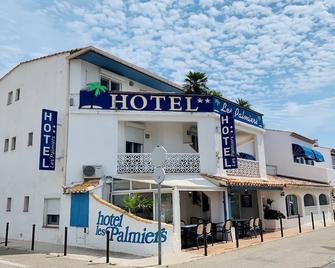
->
[87,82,107,96]
[236,98,252,109]
[208,89,222,98]
[183,71,209,95]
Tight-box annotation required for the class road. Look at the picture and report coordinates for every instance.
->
[1,226,335,267]
[171,226,335,268]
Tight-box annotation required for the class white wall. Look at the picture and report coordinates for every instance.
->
[264,130,331,183]
[0,54,69,242]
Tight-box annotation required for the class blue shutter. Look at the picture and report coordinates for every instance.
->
[70,192,89,227]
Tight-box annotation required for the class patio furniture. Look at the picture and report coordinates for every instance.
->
[190,217,199,224]
[253,217,261,236]
[245,218,257,238]
[216,219,233,242]
[196,224,205,249]
[205,222,214,246]
[181,224,197,248]
[232,219,249,238]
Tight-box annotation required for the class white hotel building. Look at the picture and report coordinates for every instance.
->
[0,47,333,256]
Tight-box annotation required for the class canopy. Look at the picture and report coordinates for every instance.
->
[313,149,325,162]
[292,144,316,160]
[238,152,256,161]
[114,174,222,190]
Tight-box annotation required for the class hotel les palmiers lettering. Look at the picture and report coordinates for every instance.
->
[79,90,264,129]
[95,211,168,244]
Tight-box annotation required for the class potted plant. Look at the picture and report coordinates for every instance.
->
[123,194,153,219]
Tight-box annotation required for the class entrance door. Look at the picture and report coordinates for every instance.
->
[231,193,241,219]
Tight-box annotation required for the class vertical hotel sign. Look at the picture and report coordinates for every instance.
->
[220,113,238,169]
[39,109,57,170]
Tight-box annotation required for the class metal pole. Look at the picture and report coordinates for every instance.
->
[298,214,301,233]
[333,210,335,222]
[5,222,9,247]
[204,225,208,256]
[323,211,326,227]
[106,230,110,263]
[235,224,239,248]
[279,217,283,237]
[64,227,68,256]
[31,224,35,251]
[158,182,162,265]
[260,220,263,242]
[311,212,315,230]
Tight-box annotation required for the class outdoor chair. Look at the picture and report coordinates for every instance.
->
[195,224,205,249]
[246,218,257,238]
[216,219,233,242]
[253,217,261,236]
[205,222,214,246]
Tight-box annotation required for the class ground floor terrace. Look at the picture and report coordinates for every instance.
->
[60,172,333,256]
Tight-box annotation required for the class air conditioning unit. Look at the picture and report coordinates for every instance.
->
[82,165,104,179]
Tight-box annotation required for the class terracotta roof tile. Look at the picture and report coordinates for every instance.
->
[64,179,100,194]
[205,174,330,189]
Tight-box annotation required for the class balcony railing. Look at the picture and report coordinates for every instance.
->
[117,153,200,174]
[226,158,260,178]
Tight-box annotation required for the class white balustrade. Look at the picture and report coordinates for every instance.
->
[117,153,200,174]
[226,158,260,177]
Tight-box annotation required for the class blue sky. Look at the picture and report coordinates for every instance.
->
[1,0,335,148]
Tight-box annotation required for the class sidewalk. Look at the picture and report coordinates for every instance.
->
[0,239,200,267]
[1,222,334,267]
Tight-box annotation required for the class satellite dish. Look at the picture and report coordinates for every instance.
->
[151,145,167,167]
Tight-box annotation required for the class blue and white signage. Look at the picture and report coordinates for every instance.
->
[96,211,168,244]
[79,91,264,128]
[39,109,57,170]
[220,114,238,169]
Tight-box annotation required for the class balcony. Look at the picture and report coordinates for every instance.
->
[117,153,200,174]
[226,158,260,178]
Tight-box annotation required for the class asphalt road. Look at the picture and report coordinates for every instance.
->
[170,226,335,268]
[1,226,335,267]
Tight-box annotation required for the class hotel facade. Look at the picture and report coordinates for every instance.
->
[0,47,334,256]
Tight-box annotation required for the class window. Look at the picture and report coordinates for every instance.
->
[100,76,121,92]
[4,138,9,152]
[11,137,16,151]
[6,198,12,212]
[286,195,299,217]
[44,199,60,227]
[126,141,143,153]
[28,132,33,146]
[113,178,130,191]
[303,194,315,206]
[23,196,29,212]
[15,88,20,101]
[7,91,13,105]
[332,154,335,169]
[319,194,329,205]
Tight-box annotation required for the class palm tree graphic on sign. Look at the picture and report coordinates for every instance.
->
[86,82,108,108]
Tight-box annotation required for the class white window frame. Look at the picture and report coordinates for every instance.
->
[23,196,29,212]
[100,75,122,92]
[43,198,60,227]
[7,91,13,105]
[15,88,20,101]
[6,197,12,212]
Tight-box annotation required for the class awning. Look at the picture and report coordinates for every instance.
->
[238,152,256,161]
[114,174,222,190]
[313,149,325,162]
[205,174,331,190]
[292,143,316,160]
[64,179,100,194]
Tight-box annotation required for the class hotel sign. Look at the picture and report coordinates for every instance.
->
[95,211,168,244]
[39,109,57,170]
[79,91,264,128]
[220,114,238,169]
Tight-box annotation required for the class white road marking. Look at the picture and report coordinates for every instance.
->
[0,259,29,267]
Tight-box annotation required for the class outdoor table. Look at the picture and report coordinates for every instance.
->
[232,219,249,238]
[181,224,197,248]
